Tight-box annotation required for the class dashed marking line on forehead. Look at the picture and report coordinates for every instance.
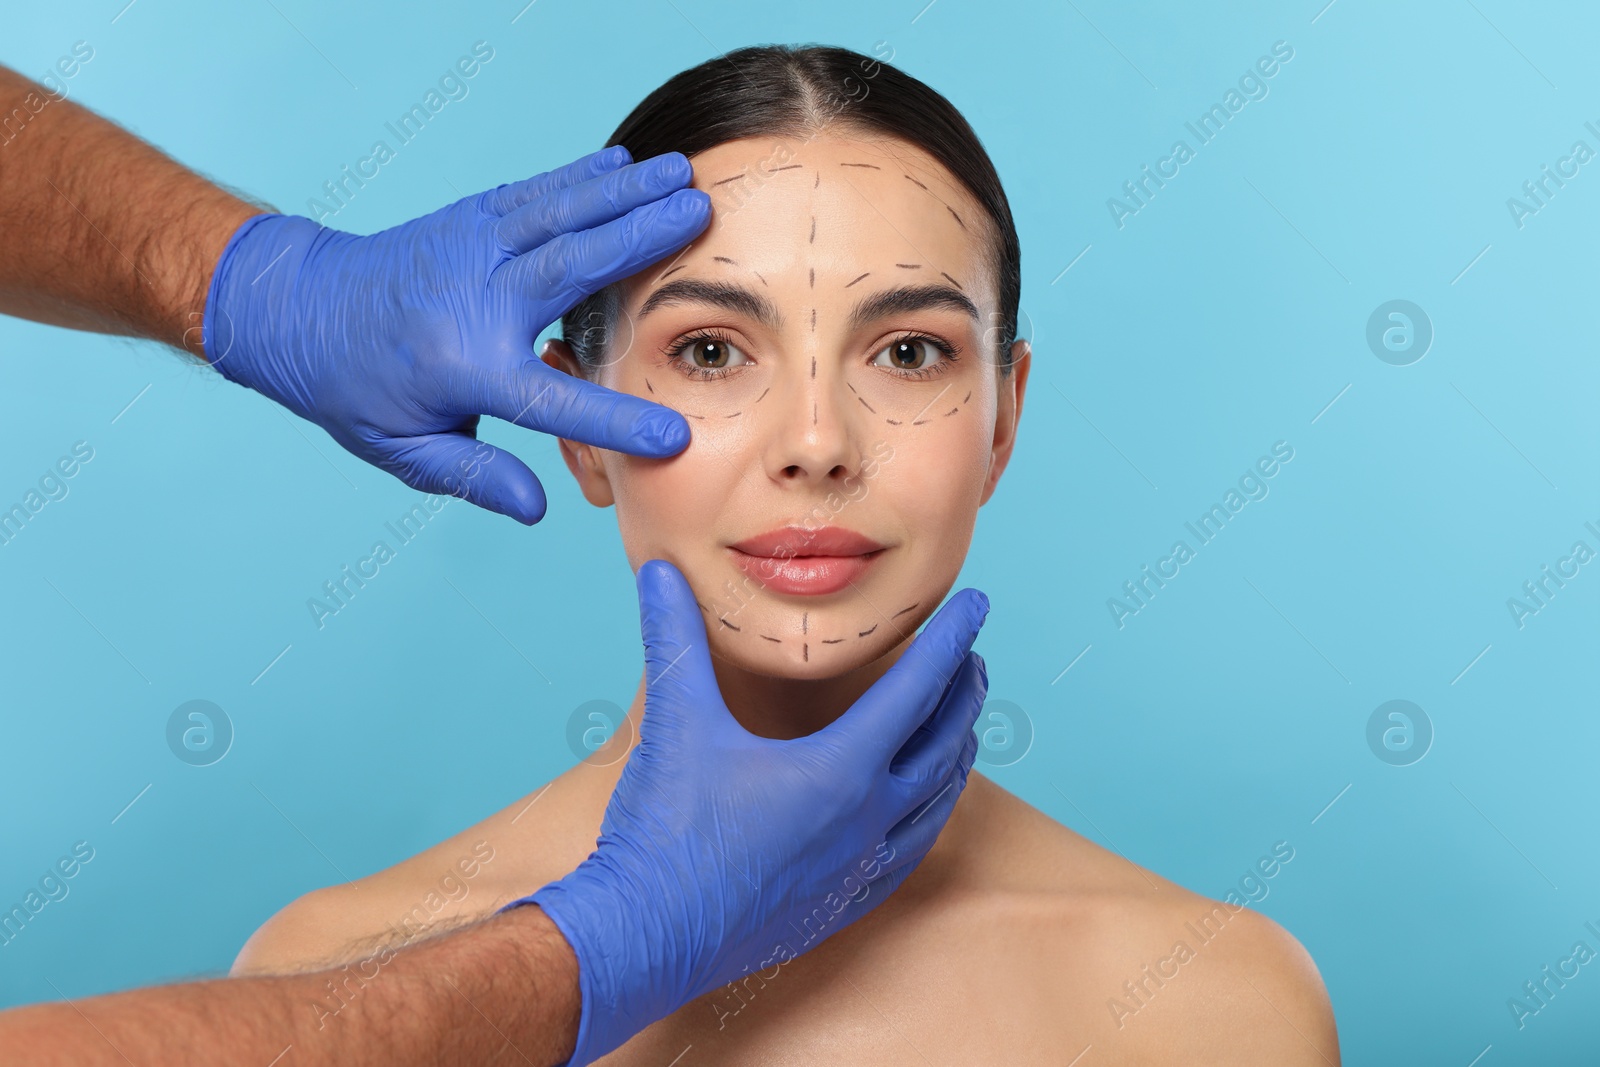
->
[903,173,928,191]
[844,272,870,288]
[661,264,687,279]
[809,267,815,288]
[940,272,964,290]
[840,162,881,169]
[809,217,816,244]
[946,205,966,231]
[896,263,921,269]
[713,256,738,265]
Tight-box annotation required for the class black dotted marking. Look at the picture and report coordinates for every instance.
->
[844,272,870,288]
[809,267,814,288]
[803,642,809,662]
[755,387,770,403]
[811,308,816,331]
[858,396,877,413]
[822,638,845,644]
[903,173,929,191]
[712,173,746,187]
[719,617,741,632]
[892,602,921,619]
[814,171,820,188]
[724,411,741,418]
[760,634,782,643]
[947,205,966,230]
[885,418,902,425]
[911,418,928,426]
[802,612,808,634]
[645,378,654,394]
[896,263,921,270]
[809,217,816,244]
[811,356,816,380]
[858,624,878,637]
[713,255,737,265]
[813,400,818,425]
[963,391,971,403]
[686,413,707,420]
[840,162,881,169]
[771,164,802,172]
[944,407,959,416]
[661,264,688,279]
[941,272,964,291]
[754,271,767,286]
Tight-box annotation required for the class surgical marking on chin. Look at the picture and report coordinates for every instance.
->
[844,272,870,288]
[718,616,741,631]
[892,602,920,619]
[802,612,808,635]
[857,624,878,637]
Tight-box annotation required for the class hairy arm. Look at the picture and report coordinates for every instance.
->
[0,64,258,356]
[0,903,579,1066]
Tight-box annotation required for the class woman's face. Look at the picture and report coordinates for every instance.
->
[546,132,1029,680]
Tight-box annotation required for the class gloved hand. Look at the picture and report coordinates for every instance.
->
[514,561,990,1066]
[202,147,708,524]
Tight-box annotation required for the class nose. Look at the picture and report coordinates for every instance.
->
[761,355,864,489]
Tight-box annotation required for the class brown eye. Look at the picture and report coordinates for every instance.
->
[872,336,947,373]
[666,332,751,379]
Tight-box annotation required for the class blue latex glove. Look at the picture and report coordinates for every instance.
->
[513,561,990,1066]
[202,147,708,523]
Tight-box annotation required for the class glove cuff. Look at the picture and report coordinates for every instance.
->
[202,213,328,388]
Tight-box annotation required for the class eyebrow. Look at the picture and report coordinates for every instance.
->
[636,278,980,333]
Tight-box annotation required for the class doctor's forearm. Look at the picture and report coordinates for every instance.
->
[0,64,258,357]
[0,902,582,1066]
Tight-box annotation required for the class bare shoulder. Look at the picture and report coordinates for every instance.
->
[958,779,1339,1064]
[231,761,611,977]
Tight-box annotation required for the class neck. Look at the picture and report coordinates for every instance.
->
[621,631,918,741]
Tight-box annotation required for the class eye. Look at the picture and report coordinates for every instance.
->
[871,334,959,380]
[664,329,751,380]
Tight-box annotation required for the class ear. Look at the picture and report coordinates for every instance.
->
[979,338,1031,506]
[540,338,616,508]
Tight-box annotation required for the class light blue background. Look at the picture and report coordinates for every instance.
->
[2,1,1596,1062]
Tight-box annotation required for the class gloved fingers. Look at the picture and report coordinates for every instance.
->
[479,146,633,216]
[815,588,990,772]
[366,432,548,525]
[501,187,710,320]
[874,729,977,885]
[635,559,725,744]
[494,153,695,255]
[887,651,987,811]
[472,358,691,459]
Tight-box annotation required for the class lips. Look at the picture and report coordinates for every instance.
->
[727,525,887,596]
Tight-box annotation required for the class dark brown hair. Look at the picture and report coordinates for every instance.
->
[560,44,1021,375]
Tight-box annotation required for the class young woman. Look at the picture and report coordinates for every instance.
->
[233,45,1339,1064]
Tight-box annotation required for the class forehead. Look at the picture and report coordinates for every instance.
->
[623,133,989,305]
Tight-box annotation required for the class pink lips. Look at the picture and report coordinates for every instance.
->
[727,525,887,596]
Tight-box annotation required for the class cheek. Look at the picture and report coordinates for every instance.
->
[603,433,747,571]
